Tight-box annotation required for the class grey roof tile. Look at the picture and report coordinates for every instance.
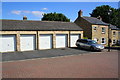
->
[82,17,109,25]
[1,20,83,31]
[109,24,119,30]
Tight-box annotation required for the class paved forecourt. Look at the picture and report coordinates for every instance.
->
[2,50,118,78]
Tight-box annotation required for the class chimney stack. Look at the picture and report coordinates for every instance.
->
[23,16,27,20]
[97,16,102,21]
[78,10,83,17]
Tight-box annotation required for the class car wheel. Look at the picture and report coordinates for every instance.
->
[78,44,81,48]
[90,46,94,51]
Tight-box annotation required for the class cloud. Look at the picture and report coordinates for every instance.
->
[41,8,48,10]
[11,10,45,17]
[31,11,45,17]
[22,11,31,13]
[11,10,21,15]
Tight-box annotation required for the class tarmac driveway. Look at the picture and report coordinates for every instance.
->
[2,47,94,62]
[2,50,118,78]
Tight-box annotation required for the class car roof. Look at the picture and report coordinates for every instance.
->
[78,39,93,41]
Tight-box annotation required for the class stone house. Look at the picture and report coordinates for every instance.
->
[109,24,120,45]
[74,10,109,46]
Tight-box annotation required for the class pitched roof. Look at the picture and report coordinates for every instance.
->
[82,17,109,25]
[1,20,83,31]
[82,17,119,30]
[110,24,119,30]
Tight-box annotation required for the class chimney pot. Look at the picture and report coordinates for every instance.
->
[23,16,27,20]
[97,16,102,21]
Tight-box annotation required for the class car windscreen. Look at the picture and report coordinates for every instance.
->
[88,40,97,44]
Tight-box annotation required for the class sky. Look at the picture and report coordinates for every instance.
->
[1,0,120,2]
[2,2,119,22]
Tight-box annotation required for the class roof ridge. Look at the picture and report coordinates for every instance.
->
[1,19,73,23]
[83,16,97,18]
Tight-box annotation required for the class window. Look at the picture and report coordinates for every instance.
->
[94,38,98,42]
[113,40,116,44]
[113,31,116,36]
[101,38,106,44]
[93,26,97,31]
[81,40,88,43]
[102,27,106,33]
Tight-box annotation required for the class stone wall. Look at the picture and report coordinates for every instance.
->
[0,31,83,52]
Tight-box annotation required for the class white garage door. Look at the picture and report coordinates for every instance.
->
[20,35,36,51]
[56,34,67,48]
[0,35,16,52]
[39,34,53,49]
[70,34,80,47]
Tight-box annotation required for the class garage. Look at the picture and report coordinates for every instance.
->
[39,34,53,49]
[0,35,16,52]
[56,34,67,48]
[70,34,80,47]
[20,35,36,51]
[2,19,83,52]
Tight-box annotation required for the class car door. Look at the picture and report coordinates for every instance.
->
[83,40,89,49]
[78,40,84,47]
[79,40,87,49]
[86,41,92,49]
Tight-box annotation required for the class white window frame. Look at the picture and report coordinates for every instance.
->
[93,26,97,31]
[93,38,98,42]
[102,27,106,33]
[101,38,106,44]
[112,40,116,44]
[113,31,116,36]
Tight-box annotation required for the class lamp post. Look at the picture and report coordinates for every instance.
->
[108,9,112,52]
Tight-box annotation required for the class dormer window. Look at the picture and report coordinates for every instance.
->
[102,27,106,33]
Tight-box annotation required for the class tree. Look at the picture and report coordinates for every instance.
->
[90,5,120,28]
[41,12,70,22]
